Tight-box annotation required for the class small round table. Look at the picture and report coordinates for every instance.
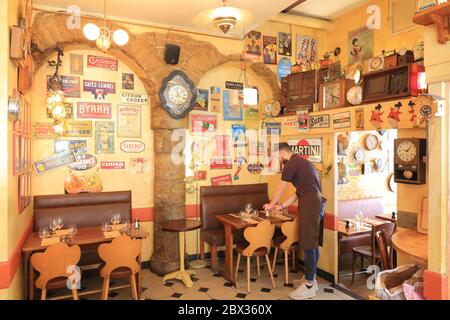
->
[162,219,202,288]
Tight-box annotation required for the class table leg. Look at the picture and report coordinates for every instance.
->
[23,252,30,300]
[28,254,35,300]
[222,224,235,285]
[137,254,143,299]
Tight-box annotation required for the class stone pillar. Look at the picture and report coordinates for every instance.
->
[150,101,189,275]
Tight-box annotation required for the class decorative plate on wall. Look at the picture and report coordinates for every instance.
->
[159,70,197,119]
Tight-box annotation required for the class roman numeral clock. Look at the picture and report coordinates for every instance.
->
[159,70,197,119]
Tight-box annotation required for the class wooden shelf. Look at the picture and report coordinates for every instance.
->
[413,3,450,44]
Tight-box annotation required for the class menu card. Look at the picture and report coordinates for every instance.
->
[41,237,61,247]
[103,230,121,239]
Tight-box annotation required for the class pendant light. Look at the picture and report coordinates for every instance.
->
[239,26,258,106]
[46,48,67,135]
[212,0,239,34]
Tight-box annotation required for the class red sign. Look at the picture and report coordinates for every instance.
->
[195,170,207,181]
[87,55,119,71]
[211,174,232,186]
[77,102,112,119]
[120,141,145,153]
[210,157,232,169]
[101,161,125,170]
[191,114,217,133]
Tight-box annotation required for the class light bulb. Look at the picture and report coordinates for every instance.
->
[96,35,111,51]
[113,29,129,46]
[83,23,100,41]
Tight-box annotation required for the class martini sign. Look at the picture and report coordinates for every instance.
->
[288,138,322,163]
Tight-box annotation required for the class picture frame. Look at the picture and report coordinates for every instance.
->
[18,172,31,214]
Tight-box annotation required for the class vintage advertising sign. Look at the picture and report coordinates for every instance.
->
[288,138,322,163]
[68,154,98,171]
[194,89,209,111]
[83,80,116,100]
[211,174,232,186]
[264,122,281,135]
[46,102,73,119]
[278,57,292,80]
[120,92,149,105]
[47,75,81,98]
[263,36,277,65]
[355,107,365,130]
[129,158,150,174]
[247,163,264,174]
[333,111,351,129]
[122,73,134,90]
[282,116,298,130]
[33,122,57,139]
[225,81,244,90]
[77,102,112,119]
[195,170,207,181]
[34,151,77,175]
[245,107,260,130]
[232,124,246,147]
[87,55,119,71]
[215,135,230,157]
[70,54,84,75]
[117,105,141,138]
[101,161,126,170]
[209,87,221,113]
[120,140,145,153]
[191,114,217,133]
[223,90,243,121]
[296,109,309,132]
[210,157,233,169]
[64,121,93,137]
[54,140,87,154]
[95,121,115,154]
[244,31,262,60]
[310,114,330,129]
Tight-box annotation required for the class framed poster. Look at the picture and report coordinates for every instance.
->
[232,124,246,147]
[288,138,322,163]
[244,31,262,60]
[296,109,309,132]
[211,174,232,186]
[194,89,209,111]
[95,121,115,154]
[348,26,374,65]
[310,114,330,129]
[209,86,221,113]
[70,54,84,75]
[278,57,292,80]
[48,75,81,98]
[117,105,142,138]
[223,90,243,121]
[278,32,292,56]
[355,107,365,130]
[263,36,277,65]
[333,112,351,129]
[122,73,135,90]
[296,35,319,67]
[191,113,217,133]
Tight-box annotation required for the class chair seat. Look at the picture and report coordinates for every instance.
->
[201,228,246,247]
[273,236,299,249]
[353,245,380,258]
[110,267,133,279]
[236,243,268,256]
[45,276,69,290]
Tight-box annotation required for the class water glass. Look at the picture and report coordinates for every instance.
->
[244,203,252,215]
[251,209,259,218]
[56,218,64,230]
[122,221,131,235]
[49,219,58,235]
[101,221,111,232]
[68,224,78,236]
[111,213,121,226]
[39,228,50,239]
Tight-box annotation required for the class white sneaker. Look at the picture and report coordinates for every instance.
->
[293,277,319,291]
[288,283,317,300]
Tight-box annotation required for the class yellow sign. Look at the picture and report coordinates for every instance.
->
[64,121,93,137]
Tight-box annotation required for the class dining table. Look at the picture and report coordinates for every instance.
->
[22,225,149,300]
[216,212,294,285]
[391,228,428,266]
[375,213,398,223]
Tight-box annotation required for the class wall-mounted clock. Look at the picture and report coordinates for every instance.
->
[368,55,385,72]
[363,134,379,151]
[270,101,282,117]
[159,70,197,119]
[354,149,364,162]
[394,138,427,184]
[319,79,353,110]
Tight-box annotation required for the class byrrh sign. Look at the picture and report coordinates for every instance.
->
[287,138,322,163]
[77,102,112,119]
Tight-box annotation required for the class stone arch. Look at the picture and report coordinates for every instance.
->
[31,12,280,274]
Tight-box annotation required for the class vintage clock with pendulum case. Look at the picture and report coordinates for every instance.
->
[394,138,427,184]
[159,70,197,119]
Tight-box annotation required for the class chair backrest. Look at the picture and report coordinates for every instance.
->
[371,222,396,261]
[242,220,275,256]
[98,235,142,277]
[375,231,391,270]
[200,183,269,230]
[31,243,81,289]
[279,216,299,250]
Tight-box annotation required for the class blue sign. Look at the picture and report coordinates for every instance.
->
[278,57,292,80]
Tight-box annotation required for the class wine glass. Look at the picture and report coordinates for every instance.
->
[39,228,50,239]
[244,203,252,215]
[251,209,259,219]
[121,221,131,235]
[68,224,77,236]
[101,221,111,232]
[238,210,246,221]
[49,219,58,235]
[56,218,64,231]
[111,213,121,226]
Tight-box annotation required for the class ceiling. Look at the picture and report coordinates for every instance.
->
[33,0,298,37]
[287,0,369,20]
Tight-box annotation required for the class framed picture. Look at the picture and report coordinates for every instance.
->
[348,27,374,65]
[117,105,142,138]
[223,90,243,121]
[70,54,84,75]
[18,172,31,213]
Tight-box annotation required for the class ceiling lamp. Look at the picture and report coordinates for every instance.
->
[46,49,67,135]
[238,28,258,106]
[83,0,129,51]
[212,0,240,34]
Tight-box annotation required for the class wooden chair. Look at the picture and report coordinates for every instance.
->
[30,242,81,300]
[271,217,299,285]
[375,230,391,271]
[98,235,142,300]
[351,222,396,284]
[234,220,276,293]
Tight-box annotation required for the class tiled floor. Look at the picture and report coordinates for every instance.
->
[48,258,356,300]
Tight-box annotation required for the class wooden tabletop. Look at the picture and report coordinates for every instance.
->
[376,213,398,223]
[338,221,372,237]
[216,212,294,230]
[391,228,428,266]
[22,226,149,253]
[162,219,202,232]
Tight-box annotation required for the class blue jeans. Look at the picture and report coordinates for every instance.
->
[304,203,324,282]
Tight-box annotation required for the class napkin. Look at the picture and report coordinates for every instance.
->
[55,229,71,236]
[243,218,261,224]
[103,230,121,239]
[41,237,61,247]
[111,224,125,231]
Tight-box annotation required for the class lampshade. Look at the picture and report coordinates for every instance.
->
[243,87,258,106]
[113,29,129,46]
[83,23,100,41]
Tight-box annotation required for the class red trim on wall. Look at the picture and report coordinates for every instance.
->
[424,269,448,300]
[0,219,33,289]
[288,205,337,231]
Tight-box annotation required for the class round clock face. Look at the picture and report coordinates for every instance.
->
[420,105,432,118]
[324,82,341,108]
[346,86,362,105]
[370,56,383,70]
[160,71,197,119]
[270,101,281,117]
[364,134,379,151]
[397,141,417,162]
[168,84,189,105]
[355,150,364,162]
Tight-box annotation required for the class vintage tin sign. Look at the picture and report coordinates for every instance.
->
[210,157,233,169]
[101,161,125,170]
[77,102,112,119]
[288,138,322,163]
[54,140,87,154]
[33,122,57,139]
[225,81,244,90]
[95,121,115,154]
[195,170,207,181]
[83,80,116,100]
[68,154,98,171]
[34,151,77,175]
[117,105,141,137]
[46,102,74,119]
[87,55,119,71]
[120,141,145,153]
[120,92,149,105]
[64,121,93,137]
[47,76,81,98]
[247,163,264,174]
[210,174,232,186]
[333,112,351,129]
[310,114,330,129]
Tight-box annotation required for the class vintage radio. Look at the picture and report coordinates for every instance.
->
[384,51,399,68]
[362,64,425,104]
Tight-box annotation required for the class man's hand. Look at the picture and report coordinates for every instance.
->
[263,203,275,211]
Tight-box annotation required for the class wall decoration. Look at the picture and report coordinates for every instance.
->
[159,70,197,119]
[370,104,384,129]
[33,122,57,139]
[70,54,84,75]
[195,170,207,181]
[309,114,330,129]
[129,158,150,174]
[296,109,309,132]
[233,151,247,181]
[215,135,230,157]
[225,81,244,90]
[282,116,298,130]
[296,35,319,68]
[47,75,81,98]
[83,80,116,100]
[355,107,365,130]
[245,107,260,130]
[34,151,77,175]
[68,154,98,171]
[387,101,402,128]
[210,157,233,169]
[288,138,322,163]
[247,163,264,174]
[77,102,112,119]
[46,102,74,119]
[101,161,126,170]
[18,172,31,214]
[263,122,281,135]
[13,134,31,175]
[209,86,221,112]
[348,26,374,65]
[194,89,209,111]
[120,140,145,153]
[231,124,246,147]
[64,120,93,137]
[54,140,87,154]
[249,140,265,157]
[278,32,292,56]
[333,111,351,129]
[120,92,149,105]
[191,113,217,133]
[278,57,292,80]
[95,121,115,154]
[263,36,277,65]
[64,170,103,194]
[223,90,243,121]
[87,55,119,71]
[408,100,419,127]
[117,105,141,138]
[211,174,233,186]
[122,73,135,90]
[244,31,262,60]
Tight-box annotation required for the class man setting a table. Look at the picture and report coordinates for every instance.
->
[264,143,326,300]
